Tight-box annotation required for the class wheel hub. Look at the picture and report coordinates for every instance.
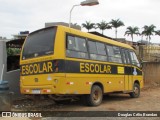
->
[134,86,139,95]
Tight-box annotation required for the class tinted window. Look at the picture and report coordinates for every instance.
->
[130,51,140,67]
[106,45,114,57]
[66,50,88,59]
[88,40,107,61]
[121,49,127,64]
[88,41,97,54]
[96,42,106,55]
[66,35,88,59]
[67,35,87,52]
[113,46,122,63]
[22,27,56,59]
[125,50,131,64]
[76,37,87,52]
[67,36,76,50]
[106,45,122,63]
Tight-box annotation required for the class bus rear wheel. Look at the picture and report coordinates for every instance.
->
[82,85,103,106]
[129,83,140,98]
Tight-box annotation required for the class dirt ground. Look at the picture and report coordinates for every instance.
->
[12,83,160,111]
[0,83,160,119]
[11,83,160,112]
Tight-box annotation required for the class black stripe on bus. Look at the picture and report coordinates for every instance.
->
[20,59,142,76]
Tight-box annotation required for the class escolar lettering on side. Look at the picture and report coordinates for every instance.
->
[80,63,111,73]
[21,61,53,75]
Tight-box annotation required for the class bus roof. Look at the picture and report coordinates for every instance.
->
[57,25,133,50]
[29,25,133,50]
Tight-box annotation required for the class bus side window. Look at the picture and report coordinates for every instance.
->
[125,50,131,64]
[76,37,87,52]
[106,45,114,62]
[88,41,98,60]
[106,45,122,63]
[96,42,107,61]
[66,35,89,59]
[88,41,107,61]
[121,49,127,64]
[67,35,76,50]
[113,46,122,63]
[129,51,140,67]
[96,42,106,55]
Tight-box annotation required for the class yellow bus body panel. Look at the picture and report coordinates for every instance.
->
[20,25,143,95]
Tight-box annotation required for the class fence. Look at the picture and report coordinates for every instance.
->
[136,45,160,85]
[143,62,160,84]
[138,45,160,62]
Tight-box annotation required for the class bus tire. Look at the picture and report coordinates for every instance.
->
[83,85,103,106]
[129,83,140,98]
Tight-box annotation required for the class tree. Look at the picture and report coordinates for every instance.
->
[7,48,21,56]
[96,21,112,34]
[155,30,160,36]
[110,19,124,39]
[141,24,156,44]
[71,23,81,30]
[124,26,140,42]
[82,21,95,32]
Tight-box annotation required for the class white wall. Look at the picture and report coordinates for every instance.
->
[0,41,7,80]
[0,41,21,100]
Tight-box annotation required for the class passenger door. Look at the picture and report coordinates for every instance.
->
[129,51,141,88]
[121,49,133,91]
[106,45,125,91]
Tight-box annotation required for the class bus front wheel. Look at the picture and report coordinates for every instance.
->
[82,85,103,106]
[129,83,140,98]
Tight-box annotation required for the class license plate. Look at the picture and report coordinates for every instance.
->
[32,89,41,94]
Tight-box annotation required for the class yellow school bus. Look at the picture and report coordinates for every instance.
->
[20,25,143,106]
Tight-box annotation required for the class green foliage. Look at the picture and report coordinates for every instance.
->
[155,30,160,36]
[110,19,125,38]
[124,26,140,42]
[110,19,125,28]
[81,19,160,43]
[82,21,95,32]
[142,24,156,43]
[7,48,21,56]
[96,21,112,34]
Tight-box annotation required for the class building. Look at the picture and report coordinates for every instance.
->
[8,31,29,48]
[0,36,10,41]
[12,31,29,40]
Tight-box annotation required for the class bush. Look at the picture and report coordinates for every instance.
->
[7,48,21,56]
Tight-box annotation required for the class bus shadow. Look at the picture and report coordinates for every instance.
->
[102,93,131,103]
[58,93,132,106]
[12,94,132,111]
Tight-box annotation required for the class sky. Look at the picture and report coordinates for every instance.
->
[0,0,160,43]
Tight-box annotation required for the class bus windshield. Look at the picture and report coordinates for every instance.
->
[22,27,57,59]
